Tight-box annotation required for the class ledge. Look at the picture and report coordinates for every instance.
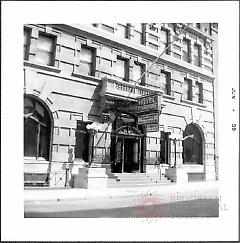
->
[163,94,175,100]
[72,71,101,83]
[181,99,207,108]
[24,61,61,73]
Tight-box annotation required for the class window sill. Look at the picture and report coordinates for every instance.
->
[163,94,175,100]
[24,61,61,73]
[72,71,100,83]
[181,99,206,108]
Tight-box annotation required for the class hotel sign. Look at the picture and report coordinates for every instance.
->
[145,123,159,132]
[137,94,162,113]
[138,113,159,125]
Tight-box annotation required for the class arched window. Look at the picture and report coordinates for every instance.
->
[182,123,204,164]
[24,96,51,160]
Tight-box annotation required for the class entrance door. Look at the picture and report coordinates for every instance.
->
[113,136,141,173]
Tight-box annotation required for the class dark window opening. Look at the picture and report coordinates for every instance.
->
[75,122,89,162]
[160,132,170,164]
[24,28,31,60]
[24,96,51,160]
[182,123,203,165]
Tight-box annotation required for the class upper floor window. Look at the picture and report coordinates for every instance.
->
[35,33,55,66]
[132,62,145,85]
[182,39,190,63]
[101,24,114,33]
[115,57,129,81]
[160,71,171,95]
[24,28,31,60]
[116,23,128,38]
[183,78,192,101]
[78,46,95,76]
[193,44,201,67]
[160,28,170,54]
[194,82,203,103]
[132,24,143,44]
[196,23,201,29]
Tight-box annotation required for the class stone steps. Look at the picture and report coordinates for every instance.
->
[107,173,172,188]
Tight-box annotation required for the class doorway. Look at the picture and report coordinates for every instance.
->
[112,135,142,173]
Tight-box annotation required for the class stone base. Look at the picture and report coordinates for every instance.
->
[165,166,188,184]
[73,167,108,189]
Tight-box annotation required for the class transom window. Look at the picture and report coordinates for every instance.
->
[35,33,55,66]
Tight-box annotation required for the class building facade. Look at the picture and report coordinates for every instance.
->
[24,23,218,187]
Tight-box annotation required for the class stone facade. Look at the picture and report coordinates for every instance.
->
[24,23,218,187]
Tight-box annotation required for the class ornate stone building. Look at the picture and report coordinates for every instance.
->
[24,23,218,187]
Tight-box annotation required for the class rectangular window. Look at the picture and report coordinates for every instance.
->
[35,33,55,66]
[115,57,128,81]
[196,23,201,29]
[183,78,192,101]
[78,46,94,76]
[132,24,143,44]
[160,71,171,95]
[149,42,158,50]
[75,122,89,162]
[133,62,145,85]
[182,39,190,63]
[160,132,170,164]
[102,24,114,33]
[116,24,128,38]
[24,28,31,60]
[194,82,203,103]
[193,44,201,67]
[160,28,169,54]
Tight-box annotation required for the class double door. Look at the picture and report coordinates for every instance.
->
[114,136,141,173]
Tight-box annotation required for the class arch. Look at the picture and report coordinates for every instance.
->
[24,94,53,161]
[182,123,205,165]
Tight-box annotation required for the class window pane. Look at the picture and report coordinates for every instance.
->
[80,47,93,63]
[182,39,189,52]
[132,31,142,44]
[134,23,142,32]
[79,62,92,76]
[35,51,52,65]
[116,24,127,38]
[37,34,54,52]
[102,24,114,33]
[133,63,142,82]
[183,79,192,100]
[115,58,126,79]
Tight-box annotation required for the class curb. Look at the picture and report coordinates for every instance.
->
[24,181,219,203]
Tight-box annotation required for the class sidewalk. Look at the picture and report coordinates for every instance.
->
[24,181,219,203]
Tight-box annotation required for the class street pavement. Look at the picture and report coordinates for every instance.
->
[24,181,219,217]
